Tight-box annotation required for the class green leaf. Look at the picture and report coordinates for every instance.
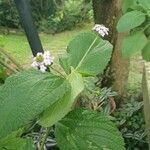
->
[0,69,70,139]
[122,0,138,13]
[122,31,147,57]
[0,131,35,150]
[60,32,113,76]
[117,11,146,32]
[39,68,84,127]
[142,42,150,61]
[55,109,125,150]
[138,0,150,10]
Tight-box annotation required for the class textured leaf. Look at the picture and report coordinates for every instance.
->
[142,42,150,61]
[60,32,113,76]
[122,31,147,57]
[39,69,84,127]
[55,109,125,150]
[0,69,70,138]
[0,131,35,150]
[117,11,146,32]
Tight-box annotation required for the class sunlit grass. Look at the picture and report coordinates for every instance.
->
[1,23,93,65]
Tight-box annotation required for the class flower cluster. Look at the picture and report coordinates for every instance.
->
[31,51,54,73]
[92,24,109,37]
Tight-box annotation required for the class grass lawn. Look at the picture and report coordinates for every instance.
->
[1,24,92,66]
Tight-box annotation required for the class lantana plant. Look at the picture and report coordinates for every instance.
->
[0,25,125,150]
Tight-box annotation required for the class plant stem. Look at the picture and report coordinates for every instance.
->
[0,59,18,73]
[50,66,66,78]
[0,48,23,71]
[40,127,51,150]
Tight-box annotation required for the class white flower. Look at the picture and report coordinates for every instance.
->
[43,51,50,58]
[43,51,54,66]
[92,24,109,37]
[31,51,54,73]
[31,61,38,68]
[40,65,47,73]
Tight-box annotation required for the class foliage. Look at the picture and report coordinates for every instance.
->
[117,11,146,32]
[39,69,84,127]
[25,127,57,149]
[60,32,113,76]
[0,69,70,138]
[45,0,93,33]
[117,5,149,149]
[113,100,148,150]
[122,31,147,57]
[30,0,56,27]
[82,77,117,114]
[0,130,35,150]
[117,0,150,61]
[0,0,55,29]
[0,31,125,149]
[0,0,20,28]
[55,108,125,150]
[0,0,92,33]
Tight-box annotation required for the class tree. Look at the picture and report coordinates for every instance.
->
[92,0,130,102]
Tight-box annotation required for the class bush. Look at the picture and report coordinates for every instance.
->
[113,100,149,150]
[0,0,92,33]
[44,0,93,33]
[0,0,20,28]
[81,75,148,149]
[0,32,126,150]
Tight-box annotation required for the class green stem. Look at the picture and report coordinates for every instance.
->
[40,127,51,150]
[75,36,98,70]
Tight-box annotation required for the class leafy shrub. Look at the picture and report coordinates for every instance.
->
[0,0,92,33]
[81,73,148,149]
[82,77,117,114]
[117,0,150,61]
[41,0,93,33]
[113,100,148,150]
[0,31,125,149]
[116,4,149,148]
[29,0,57,29]
[0,0,20,28]
[0,0,56,29]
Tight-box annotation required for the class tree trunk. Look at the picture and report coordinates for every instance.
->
[92,0,130,101]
